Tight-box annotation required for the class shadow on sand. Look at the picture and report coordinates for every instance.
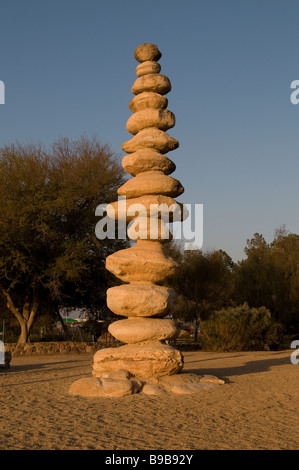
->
[183,350,292,383]
[0,357,91,374]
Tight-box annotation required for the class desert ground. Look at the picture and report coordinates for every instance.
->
[0,349,298,450]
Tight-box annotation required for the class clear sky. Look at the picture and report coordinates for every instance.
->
[1,0,299,262]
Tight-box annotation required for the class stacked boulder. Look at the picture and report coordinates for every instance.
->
[92,43,185,379]
[69,43,225,397]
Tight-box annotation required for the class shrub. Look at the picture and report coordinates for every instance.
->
[199,303,284,351]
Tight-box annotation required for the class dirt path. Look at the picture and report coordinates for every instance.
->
[0,349,298,450]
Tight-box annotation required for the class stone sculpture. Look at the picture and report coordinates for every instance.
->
[92,43,184,380]
[69,44,224,396]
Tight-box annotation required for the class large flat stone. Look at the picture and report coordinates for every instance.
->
[122,128,179,154]
[105,242,178,283]
[126,108,175,135]
[107,195,185,222]
[69,371,225,397]
[107,284,176,318]
[127,216,172,242]
[69,376,134,397]
[117,172,184,199]
[129,92,168,113]
[122,149,175,176]
[144,373,225,394]
[136,61,161,77]
[134,44,162,63]
[108,318,180,344]
[92,342,184,379]
[132,74,171,95]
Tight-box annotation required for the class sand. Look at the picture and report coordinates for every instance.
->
[0,349,298,450]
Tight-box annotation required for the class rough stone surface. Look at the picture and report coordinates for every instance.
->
[127,216,172,242]
[69,376,134,397]
[126,108,175,135]
[169,382,218,394]
[107,195,185,222]
[108,318,180,344]
[69,377,105,397]
[129,92,168,113]
[122,149,175,176]
[132,74,171,96]
[136,61,161,77]
[92,342,184,379]
[141,383,168,395]
[107,284,176,318]
[117,172,184,199]
[122,128,179,154]
[69,370,225,397]
[101,369,131,380]
[159,373,225,389]
[101,377,134,397]
[199,374,225,385]
[134,43,162,63]
[143,373,225,395]
[105,241,178,283]
[68,44,202,398]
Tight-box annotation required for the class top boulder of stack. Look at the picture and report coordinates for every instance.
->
[134,43,162,63]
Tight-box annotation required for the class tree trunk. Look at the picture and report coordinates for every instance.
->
[18,319,30,344]
[194,317,199,342]
[194,303,202,342]
[0,284,39,344]
[56,309,72,340]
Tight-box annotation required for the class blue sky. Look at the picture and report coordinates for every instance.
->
[1,0,299,261]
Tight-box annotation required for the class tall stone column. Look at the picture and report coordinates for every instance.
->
[69,44,224,397]
[92,43,184,379]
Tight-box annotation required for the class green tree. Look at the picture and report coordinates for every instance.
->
[169,247,235,340]
[235,229,299,329]
[234,233,272,308]
[200,303,284,352]
[0,136,128,343]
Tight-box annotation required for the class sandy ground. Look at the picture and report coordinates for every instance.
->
[0,349,298,450]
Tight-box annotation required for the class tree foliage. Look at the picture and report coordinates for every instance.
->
[168,246,235,330]
[0,136,128,343]
[199,303,284,352]
[235,229,299,329]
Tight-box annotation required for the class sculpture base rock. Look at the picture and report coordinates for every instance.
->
[92,342,183,379]
[69,370,225,397]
